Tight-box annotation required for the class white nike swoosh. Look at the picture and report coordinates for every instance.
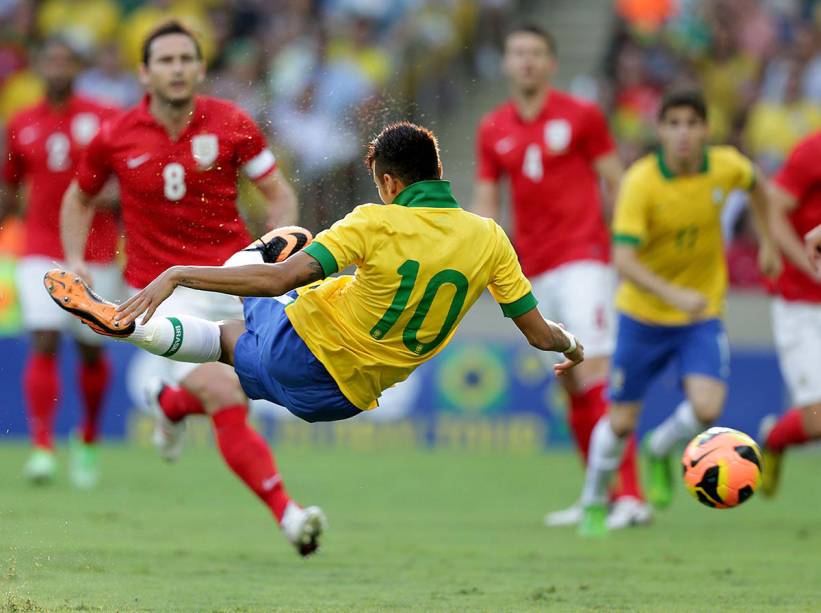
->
[126,153,151,169]
[261,475,281,491]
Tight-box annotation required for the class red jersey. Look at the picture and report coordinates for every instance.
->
[773,131,821,303]
[477,90,615,277]
[76,95,276,288]
[4,96,119,262]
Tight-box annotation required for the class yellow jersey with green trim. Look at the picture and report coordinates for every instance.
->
[287,180,536,410]
[612,146,756,325]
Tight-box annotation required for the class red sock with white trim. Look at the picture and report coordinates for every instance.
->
[211,405,291,522]
[79,357,111,444]
[765,408,810,452]
[24,352,60,450]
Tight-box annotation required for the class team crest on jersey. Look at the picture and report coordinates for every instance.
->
[544,119,571,153]
[71,113,100,145]
[192,134,219,169]
[712,188,725,205]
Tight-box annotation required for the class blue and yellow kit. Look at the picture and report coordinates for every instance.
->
[612,146,756,325]
[234,180,537,419]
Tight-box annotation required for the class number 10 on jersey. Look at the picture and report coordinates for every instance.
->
[370,260,469,355]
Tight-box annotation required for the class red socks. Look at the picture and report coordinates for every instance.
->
[159,385,206,422]
[78,357,111,444]
[211,405,291,522]
[24,352,60,449]
[613,435,643,500]
[568,382,643,501]
[765,408,809,452]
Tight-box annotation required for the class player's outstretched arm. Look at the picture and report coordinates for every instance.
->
[472,179,501,220]
[256,169,298,228]
[805,224,821,275]
[512,308,584,376]
[116,251,324,325]
[60,181,97,283]
[769,182,818,280]
[748,173,782,278]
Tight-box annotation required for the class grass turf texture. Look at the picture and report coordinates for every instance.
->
[1,442,819,612]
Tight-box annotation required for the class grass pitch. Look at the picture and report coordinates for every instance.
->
[0,442,819,612]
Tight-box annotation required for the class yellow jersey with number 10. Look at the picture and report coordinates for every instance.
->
[287,180,537,410]
[612,146,756,325]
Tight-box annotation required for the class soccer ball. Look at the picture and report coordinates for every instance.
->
[681,427,762,509]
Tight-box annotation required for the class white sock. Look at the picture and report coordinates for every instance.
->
[581,417,626,507]
[127,315,222,363]
[223,247,264,267]
[647,400,707,458]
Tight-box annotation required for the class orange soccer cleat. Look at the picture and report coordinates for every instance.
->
[43,269,135,338]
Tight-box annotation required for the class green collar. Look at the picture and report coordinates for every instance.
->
[657,148,709,179]
[392,180,460,209]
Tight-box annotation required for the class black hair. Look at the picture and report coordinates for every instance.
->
[142,20,203,65]
[506,23,557,54]
[364,121,441,186]
[658,88,708,122]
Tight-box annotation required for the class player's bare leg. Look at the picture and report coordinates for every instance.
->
[22,329,61,483]
[70,341,111,489]
[643,376,726,509]
[547,357,649,530]
[578,401,641,537]
[759,403,821,497]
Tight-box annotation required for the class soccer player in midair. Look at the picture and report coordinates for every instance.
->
[46,122,586,521]
[59,21,320,555]
[576,89,780,536]
[759,130,821,496]
[2,37,120,488]
[472,24,648,529]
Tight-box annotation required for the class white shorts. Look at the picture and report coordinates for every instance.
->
[16,256,124,345]
[772,297,821,406]
[126,284,244,389]
[530,260,616,362]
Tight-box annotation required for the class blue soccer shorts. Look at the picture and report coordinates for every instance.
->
[232,292,362,422]
[608,312,730,403]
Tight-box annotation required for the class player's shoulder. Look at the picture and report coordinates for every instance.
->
[708,145,753,177]
[197,95,251,121]
[708,144,749,164]
[788,130,821,160]
[72,95,119,117]
[549,89,605,119]
[550,89,593,110]
[7,99,47,129]
[625,152,660,180]
[479,100,516,132]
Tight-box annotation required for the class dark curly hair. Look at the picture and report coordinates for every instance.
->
[364,121,441,186]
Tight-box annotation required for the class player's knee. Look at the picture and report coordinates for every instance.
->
[802,403,821,435]
[608,408,637,438]
[185,372,246,412]
[76,342,104,364]
[690,397,723,424]
[31,330,60,355]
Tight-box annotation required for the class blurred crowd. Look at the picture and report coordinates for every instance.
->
[0,0,517,230]
[597,0,821,289]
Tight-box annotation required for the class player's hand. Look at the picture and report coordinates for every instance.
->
[116,268,178,325]
[757,239,782,279]
[666,286,708,317]
[805,224,821,277]
[553,326,584,377]
[65,258,93,287]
